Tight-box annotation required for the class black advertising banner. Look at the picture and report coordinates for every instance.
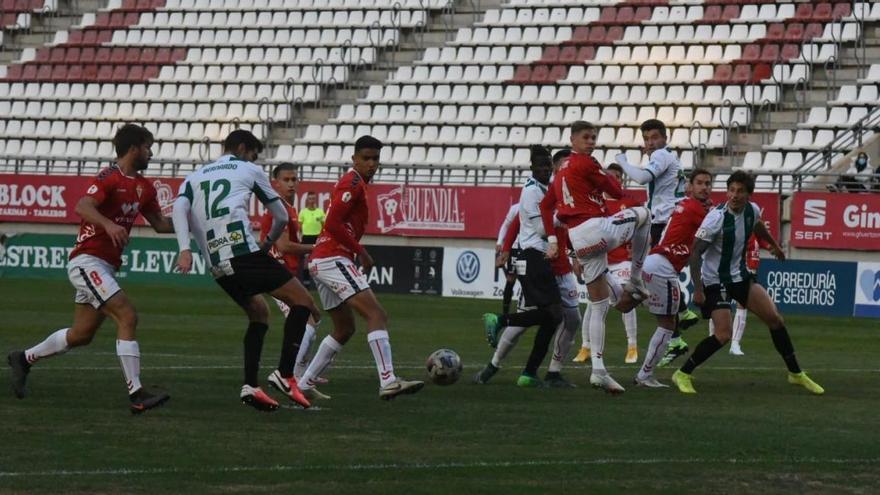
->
[364,245,443,295]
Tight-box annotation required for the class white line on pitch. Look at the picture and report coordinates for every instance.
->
[0,457,878,478]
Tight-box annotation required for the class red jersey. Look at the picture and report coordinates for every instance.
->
[311,169,369,261]
[502,215,572,276]
[69,165,161,269]
[540,152,623,234]
[746,234,771,272]
[649,196,712,272]
[605,196,643,265]
[259,199,300,274]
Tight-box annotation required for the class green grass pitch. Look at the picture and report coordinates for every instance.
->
[1,278,878,494]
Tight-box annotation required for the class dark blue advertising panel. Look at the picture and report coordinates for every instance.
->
[758,260,856,317]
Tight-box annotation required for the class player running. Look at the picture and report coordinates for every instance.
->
[7,124,173,413]
[295,135,424,401]
[174,130,320,411]
[495,202,520,316]
[671,171,824,395]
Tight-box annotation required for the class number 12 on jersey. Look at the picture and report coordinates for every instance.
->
[199,179,231,219]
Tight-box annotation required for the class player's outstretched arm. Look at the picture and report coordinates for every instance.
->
[616,153,654,185]
[753,219,785,261]
[172,195,194,273]
[689,239,711,306]
[75,196,128,248]
[274,236,313,256]
[142,210,175,234]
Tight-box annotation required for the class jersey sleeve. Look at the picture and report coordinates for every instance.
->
[539,177,559,238]
[502,215,520,251]
[84,171,115,204]
[645,149,671,180]
[177,178,194,202]
[140,182,162,217]
[695,208,723,243]
[583,158,623,199]
[323,179,367,256]
[249,165,280,205]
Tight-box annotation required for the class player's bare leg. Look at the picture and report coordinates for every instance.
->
[346,289,424,400]
[745,284,823,394]
[101,291,169,413]
[8,303,103,399]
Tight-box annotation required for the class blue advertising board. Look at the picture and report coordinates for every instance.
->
[758,259,857,317]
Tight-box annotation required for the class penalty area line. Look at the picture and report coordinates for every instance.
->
[1,457,878,478]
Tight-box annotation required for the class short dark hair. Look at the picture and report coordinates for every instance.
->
[552,148,571,164]
[223,129,263,154]
[306,191,317,197]
[529,144,552,169]
[112,124,153,158]
[689,167,713,183]
[727,170,755,194]
[272,162,297,179]
[570,120,595,135]
[606,163,624,175]
[640,119,667,138]
[355,135,383,153]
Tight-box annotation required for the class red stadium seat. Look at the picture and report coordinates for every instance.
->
[66,64,82,80]
[82,64,97,80]
[559,46,577,63]
[121,0,136,8]
[35,48,52,62]
[742,44,761,62]
[94,12,110,26]
[708,64,732,83]
[21,64,38,80]
[832,2,851,20]
[65,47,81,63]
[794,3,813,20]
[123,12,139,25]
[96,64,113,82]
[80,47,95,62]
[143,65,159,79]
[82,30,98,45]
[588,25,606,44]
[541,46,560,63]
[804,23,823,40]
[548,65,568,81]
[51,64,67,81]
[812,3,833,22]
[759,44,779,62]
[155,47,171,64]
[730,64,752,84]
[171,47,186,61]
[570,26,590,44]
[598,7,616,24]
[752,63,771,82]
[97,29,113,43]
[720,4,740,21]
[6,64,23,79]
[95,47,111,63]
[605,25,623,42]
[530,64,550,83]
[511,65,531,83]
[634,6,652,22]
[784,23,804,42]
[127,46,143,63]
[109,12,125,27]
[701,5,721,23]
[36,64,52,81]
[766,23,784,41]
[136,0,151,9]
[67,30,83,44]
[112,64,128,81]
[577,46,595,61]
[110,47,126,63]
[616,6,634,23]
[781,44,800,60]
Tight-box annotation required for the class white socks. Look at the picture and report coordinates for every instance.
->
[580,303,592,350]
[116,339,142,394]
[367,330,397,387]
[293,322,317,379]
[25,328,70,364]
[299,335,341,390]
[638,327,674,380]
[732,307,747,343]
[588,297,610,373]
[549,307,580,373]
[491,326,526,368]
[629,213,651,281]
[623,310,638,346]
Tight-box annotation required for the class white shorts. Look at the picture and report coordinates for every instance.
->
[68,254,122,309]
[568,207,648,284]
[608,261,631,287]
[518,272,579,311]
[308,256,370,310]
[642,254,680,316]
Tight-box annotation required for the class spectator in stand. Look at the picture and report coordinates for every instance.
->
[835,152,873,193]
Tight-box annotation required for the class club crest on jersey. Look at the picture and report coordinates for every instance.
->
[86,185,98,195]
[342,191,352,203]
[136,185,143,199]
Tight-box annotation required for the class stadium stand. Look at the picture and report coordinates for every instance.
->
[0,0,878,187]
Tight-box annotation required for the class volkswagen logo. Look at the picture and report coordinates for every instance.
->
[456,251,480,283]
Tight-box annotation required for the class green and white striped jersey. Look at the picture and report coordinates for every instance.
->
[177,154,279,268]
[695,201,761,285]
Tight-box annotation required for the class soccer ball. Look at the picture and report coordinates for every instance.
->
[425,348,463,386]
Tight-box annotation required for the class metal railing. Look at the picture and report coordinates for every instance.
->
[795,106,880,173]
